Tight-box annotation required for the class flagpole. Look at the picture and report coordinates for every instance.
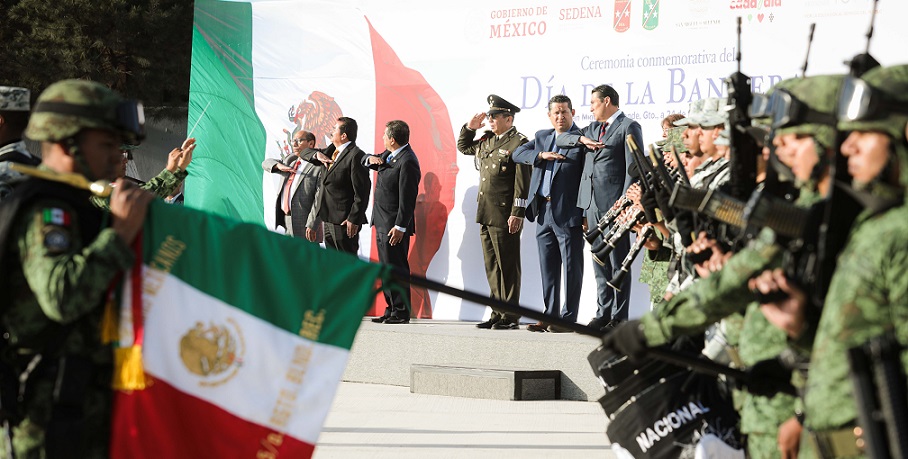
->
[388,267,771,386]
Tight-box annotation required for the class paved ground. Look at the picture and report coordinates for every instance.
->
[313,382,617,459]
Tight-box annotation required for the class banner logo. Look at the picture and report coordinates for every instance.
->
[180,319,245,387]
[614,0,631,32]
[643,0,660,30]
[279,91,343,157]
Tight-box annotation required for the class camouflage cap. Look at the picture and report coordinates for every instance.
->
[776,74,843,149]
[691,97,727,127]
[674,99,705,126]
[25,79,124,142]
[0,86,30,111]
[838,64,908,140]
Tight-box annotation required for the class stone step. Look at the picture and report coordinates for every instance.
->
[343,320,604,401]
[410,364,562,400]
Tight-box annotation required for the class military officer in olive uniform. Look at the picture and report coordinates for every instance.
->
[457,95,531,329]
[0,79,154,458]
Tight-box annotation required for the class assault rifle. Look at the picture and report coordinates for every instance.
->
[848,334,908,459]
[724,17,760,202]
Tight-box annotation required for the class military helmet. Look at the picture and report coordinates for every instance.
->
[25,79,145,143]
[837,64,908,140]
[775,74,843,149]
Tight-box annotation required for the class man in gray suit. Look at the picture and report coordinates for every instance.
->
[263,130,324,242]
[557,85,643,330]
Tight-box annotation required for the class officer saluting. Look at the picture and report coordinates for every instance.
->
[457,94,531,329]
[0,79,153,458]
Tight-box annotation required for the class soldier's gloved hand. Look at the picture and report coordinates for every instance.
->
[741,357,797,397]
[640,191,659,223]
[601,320,648,361]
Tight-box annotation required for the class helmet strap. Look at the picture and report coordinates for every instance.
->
[63,134,98,182]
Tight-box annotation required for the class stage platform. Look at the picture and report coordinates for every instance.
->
[342,319,605,401]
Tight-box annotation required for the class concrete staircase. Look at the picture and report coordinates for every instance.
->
[342,320,605,401]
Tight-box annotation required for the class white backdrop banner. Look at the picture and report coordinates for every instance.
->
[188,0,907,322]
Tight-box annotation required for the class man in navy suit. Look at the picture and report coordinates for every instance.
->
[557,85,643,330]
[513,95,586,332]
[362,120,421,324]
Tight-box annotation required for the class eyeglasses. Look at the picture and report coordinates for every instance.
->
[291,138,313,145]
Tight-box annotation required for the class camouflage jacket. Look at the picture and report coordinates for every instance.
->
[0,141,41,201]
[639,244,671,303]
[802,205,908,431]
[2,179,132,361]
[641,228,780,347]
[90,167,187,208]
[457,125,531,228]
[737,302,799,436]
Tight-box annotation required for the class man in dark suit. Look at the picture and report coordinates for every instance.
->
[262,129,324,241]
[557,85,642,330]
[512,95,586,333]
[301,117,371,254]
[362,120,421,324]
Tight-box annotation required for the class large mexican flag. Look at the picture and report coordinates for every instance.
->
[110,201,388,458]
[186,0,458,318]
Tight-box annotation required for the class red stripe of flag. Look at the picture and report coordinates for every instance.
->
[110,376,315,458]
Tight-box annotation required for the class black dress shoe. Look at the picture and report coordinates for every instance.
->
[605,319,623,329]
[492,320,519,330]
[371,316,389,323]
[476,317,500,329]
[384,317,410,324]
[587,317,609,329]
[526,322,548,332]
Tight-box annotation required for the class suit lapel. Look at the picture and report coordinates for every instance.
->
[601,114,624,145]
[289,159,304,197]
[325,145,347,179]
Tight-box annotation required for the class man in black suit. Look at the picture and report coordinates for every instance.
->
[301,117,370,254]
[557,85,643,330]
[512,95,586,332]
[362,120,421,324]
[262,130,324,241]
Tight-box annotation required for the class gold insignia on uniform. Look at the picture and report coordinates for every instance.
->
[501,166,507,172]
[498,149,510,156]
[180,319,245,387]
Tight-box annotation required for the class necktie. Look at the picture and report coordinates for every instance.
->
[598,122,609,142]
[281,159,301,214]
[329,148,340,169]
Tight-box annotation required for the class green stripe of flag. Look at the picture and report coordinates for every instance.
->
[186,0,266,224]
[142,201,386,350]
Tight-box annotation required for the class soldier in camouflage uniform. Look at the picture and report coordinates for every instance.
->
[0,79,154,458]
[0,86,41,201]
[757,64,908,459]
[457,94,531,329]
[604,75,845,458]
